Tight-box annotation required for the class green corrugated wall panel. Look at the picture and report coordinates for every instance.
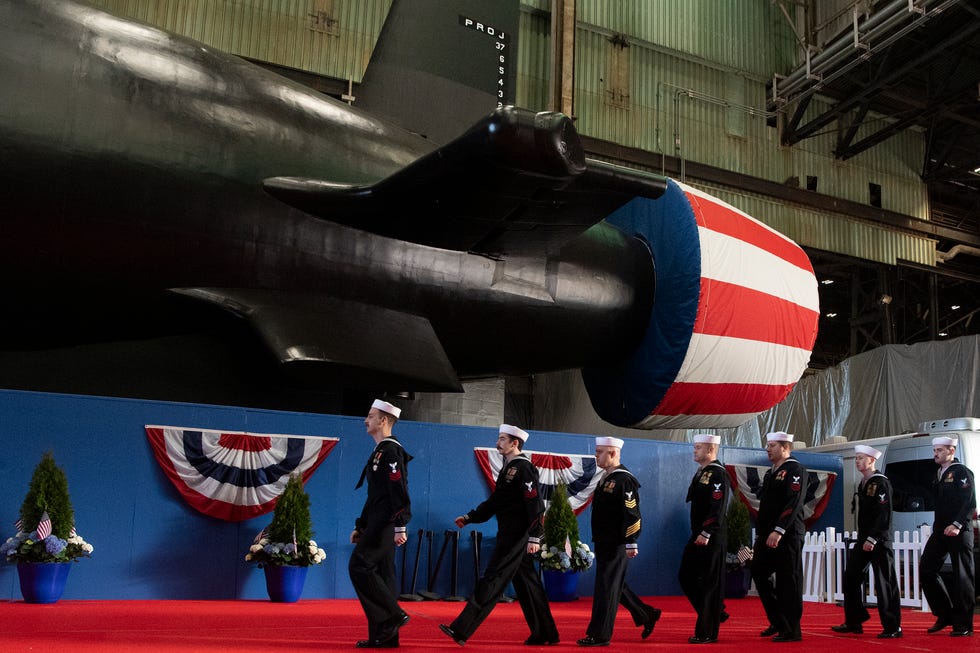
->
[576,0,797,79]
[689,181,937,268]
[517,6,551,111]
[91,0,391,82]
[569,24,929,222]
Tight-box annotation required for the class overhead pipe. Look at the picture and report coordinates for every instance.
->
[936,244,980,264]
[775,0,963,103]
[778,0,936,94]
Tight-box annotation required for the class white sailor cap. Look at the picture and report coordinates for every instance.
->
[854,444,882,459]
[693,433,721,445]
[499,423,529,442]
[766,431,794,443]
[932,436,957,447]
[596,436,625,449]
[371,399,401,419]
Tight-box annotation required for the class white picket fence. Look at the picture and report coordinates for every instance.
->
[800,526,931,609]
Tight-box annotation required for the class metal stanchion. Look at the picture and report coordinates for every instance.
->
[398,528,425,601]
[419,529,451,600]
[443,529,465,601]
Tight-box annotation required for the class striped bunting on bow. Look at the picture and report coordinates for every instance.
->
[146,426,337,522]
[725,463,837,528]
[474,447,603,515]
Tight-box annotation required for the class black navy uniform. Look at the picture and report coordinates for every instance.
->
[679,460,729,641]
[349,437,412,643]
[751,457,808,640]
[448,454,559,643]
[842,472,901,632]
[585,466,659,643]
[920,459,976,634]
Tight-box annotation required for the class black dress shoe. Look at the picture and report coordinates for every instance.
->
[950,629,973,637]
[354,636,399,649]
[641,607,662,639]
[760,626,778,637]
[576,636,610,647]
[830,623,863,634]
[772,633,802,642]
[720,611,730,623]
[524,635,560,645]
[376,612,410,641]
[688,635,718,644]
[927,618,951,633]
[439,624,467,646]
[877,629,902,639]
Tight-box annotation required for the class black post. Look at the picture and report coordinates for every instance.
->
[398,528,425,601]
[443,529,465,601]
[419,529,451,600]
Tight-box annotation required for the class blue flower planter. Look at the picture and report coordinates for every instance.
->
[263,564,308,603]
[17,562,72,604]
[542,569,578,602]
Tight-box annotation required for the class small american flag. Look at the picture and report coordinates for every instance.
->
[69,526,77,538]
[736,545,753,565]
[35,512,52,540]
[14,518,23,532]
[292,527,298,553]
[253,527,268,544]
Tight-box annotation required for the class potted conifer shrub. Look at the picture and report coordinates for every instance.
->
[724,491,753,598]
[0,452,94,603]
[245,473,325,602]
[538,482,594,601]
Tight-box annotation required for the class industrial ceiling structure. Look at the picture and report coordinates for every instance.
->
[771,0,980,370]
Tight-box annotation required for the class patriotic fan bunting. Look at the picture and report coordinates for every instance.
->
[474,447,602,514]
[584,180,820,429]
[146,425,337,522]
[725,463,837,528]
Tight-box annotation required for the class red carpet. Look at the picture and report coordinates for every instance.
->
[0,596,945,652]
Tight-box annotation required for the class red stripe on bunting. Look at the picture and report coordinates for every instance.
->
[694,279,820,350]
[653,382,797,417]
[218,433,272,451]
[807,473,836,528]
[530,453,573,470]
[475,448,498,492]
[687,191,814,272]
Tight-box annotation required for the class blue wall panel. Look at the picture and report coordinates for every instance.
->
[0,390,843,600]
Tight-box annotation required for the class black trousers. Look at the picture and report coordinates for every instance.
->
[920,527,976,632]
[586,542,656,641]
[679,538,726,639]
[450,531,558,642]
[349,522,401,640]
[842,543,901,632]
[751,533,803,637]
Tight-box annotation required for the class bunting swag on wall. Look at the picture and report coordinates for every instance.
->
[146,426,338,521]
[725,463,837,528]
[474,447,603,514]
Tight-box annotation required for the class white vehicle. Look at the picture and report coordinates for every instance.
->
[808,433,914,533]
[881,417,979,534]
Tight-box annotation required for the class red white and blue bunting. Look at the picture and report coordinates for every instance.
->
[146,425,337,522]
[725,463,837,528]
[473,447,603,515]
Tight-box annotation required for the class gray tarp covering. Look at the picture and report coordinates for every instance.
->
[534,335,980,447]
